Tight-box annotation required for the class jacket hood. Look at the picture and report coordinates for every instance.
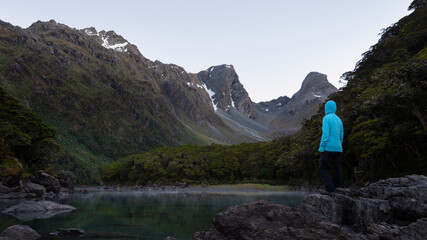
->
[325,101,337,114]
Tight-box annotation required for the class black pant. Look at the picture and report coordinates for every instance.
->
[319,151,343,192]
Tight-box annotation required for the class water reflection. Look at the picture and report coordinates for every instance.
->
[0,189,307,240]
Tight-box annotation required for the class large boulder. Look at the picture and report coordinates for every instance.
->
[57,170,74,192]
[30,170,60,194]
[1,200,76,221]
[24,182,46,197]
[194,200,350,240]
[301,174,427,233]
[194,175,427,240]
[0,225,40,240]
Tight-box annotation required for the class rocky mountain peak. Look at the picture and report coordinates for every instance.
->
[28,19,71,35]
[82,27,130,53]
[292,72,336,101]
[197,64,256,119]
[301,71,328,87]
[28,19,62,32]
[268,72,337,134]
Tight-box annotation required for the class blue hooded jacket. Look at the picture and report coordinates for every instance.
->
[319,101,343,152]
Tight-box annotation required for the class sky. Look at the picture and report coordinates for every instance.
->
[1,0,414,102]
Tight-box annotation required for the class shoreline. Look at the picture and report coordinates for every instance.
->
[74,183,312,195]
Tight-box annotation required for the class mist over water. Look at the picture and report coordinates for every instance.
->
[0,189,308,239]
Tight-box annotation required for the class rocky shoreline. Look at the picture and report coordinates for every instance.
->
[1,175,426,239]
[193,175,427,240]
[0,170,74,199]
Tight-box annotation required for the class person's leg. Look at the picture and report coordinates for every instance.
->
[319,152,335,192]
[332,152,344,188]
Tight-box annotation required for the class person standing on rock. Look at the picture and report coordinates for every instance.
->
[318,100,344,193]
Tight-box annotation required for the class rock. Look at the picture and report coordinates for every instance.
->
[164,237,179,240]
[30,170,60,194]
[1,174,23,188]
[0,191,27,199]
[1,200,76,221]
[0,225,40,240]
[194,200,350,240]
[24,182,46,197]
[194,175,427,240]
[0,182,22,194]
[57,170,74,192]
[177,181,189,188]
[50,228,86,237]
[301,174,427,233]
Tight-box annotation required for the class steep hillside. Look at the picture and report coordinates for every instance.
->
[0,20,188,183]
[0,20,261,182]
[146,61,256,144]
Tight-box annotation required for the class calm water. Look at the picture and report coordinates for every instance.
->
[0,187,308,240]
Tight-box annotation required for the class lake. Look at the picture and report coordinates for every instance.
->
[0,186,308,239]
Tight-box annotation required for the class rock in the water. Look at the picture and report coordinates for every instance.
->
[194,200,350,240]
[0,225,40,240]
[30,170,60,194]
[164,237,179,240]
[50,228,86,237]
[57,170,74,192]
[194,175,427,240]
[1,200,76,221]
[24,182,46,197]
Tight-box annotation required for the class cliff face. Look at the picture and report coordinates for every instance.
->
[197,64,256,119]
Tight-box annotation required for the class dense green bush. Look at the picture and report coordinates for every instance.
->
[0,87,60,172]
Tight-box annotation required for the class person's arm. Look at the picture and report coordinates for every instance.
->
[340,121,344,144]
[318,117,329,152]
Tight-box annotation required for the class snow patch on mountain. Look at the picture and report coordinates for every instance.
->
[202,83,217,111]
[231,93,237,108]
[84,29,97,36]
[83,28,129,52]
[187,82,204,89]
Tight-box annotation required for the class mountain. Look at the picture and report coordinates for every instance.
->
[198,67,337,137]
[101,0,427,186]
[0,19,336,183]
[267,72,337,135]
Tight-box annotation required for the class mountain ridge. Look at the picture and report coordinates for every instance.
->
[0,19,337,183]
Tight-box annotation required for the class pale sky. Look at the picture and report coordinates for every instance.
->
[1,0,413,102]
